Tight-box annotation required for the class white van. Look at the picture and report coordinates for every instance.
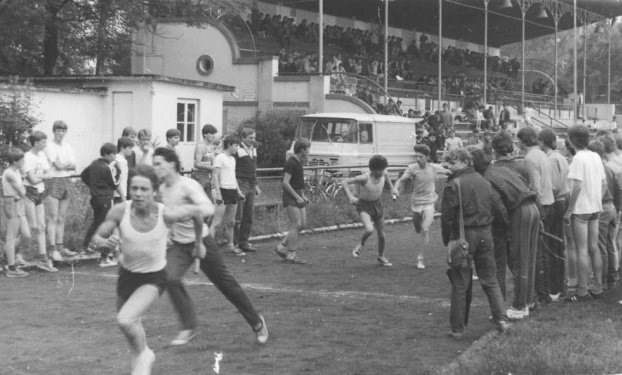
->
[291,113,422,173]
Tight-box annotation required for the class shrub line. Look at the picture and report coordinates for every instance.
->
[249,213,441,242]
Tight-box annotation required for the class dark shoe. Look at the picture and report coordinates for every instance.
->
[497,320,511,333]
[447,330,463,340]
[239,244,257,253]
[565,293,592,302]
[539,294,553,304]
[588,290,605,299]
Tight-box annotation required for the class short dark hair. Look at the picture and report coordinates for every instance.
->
[129,164,159,191]
[166,129,181,140]
[413,144,430,156]
[517,127,538,147]
[122,127,137,137]
[568,124,590,150]
[599,134,617,154]
[223,135,241,150]
[294,138,311,154]
[6,148,24,164]
[202,124,218,135]
[369,155,388,171]
[52,120,68,131]
[470,148,490,174]
[587,140,605,158]
[428,131,437,138]
[100,143,117,156]
[28,131,47,146]
[117,137,134,151]
[491,131,514,156]
[240,128,256,139]
[153,147,181,172]
[564,139,576,156]
[537,128,557,150]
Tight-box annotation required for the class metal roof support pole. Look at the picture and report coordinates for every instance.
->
[438,0,443,109]
[573,0,577,122]
[384,0,389,105]
[521,8,525,107]
[608,28,611,105]
[319,0,323,74]
[483,0,488,106]
[583,24,587,119]
[554,21,558,116]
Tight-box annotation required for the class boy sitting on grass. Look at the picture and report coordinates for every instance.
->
[342,155,399,267]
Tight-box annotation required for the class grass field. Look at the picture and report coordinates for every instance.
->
[2,221,504,375]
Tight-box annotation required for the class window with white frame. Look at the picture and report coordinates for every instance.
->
[176,100,198,142]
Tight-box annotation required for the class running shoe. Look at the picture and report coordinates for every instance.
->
[6,268,29,278]
[565,293,592,302]
[506,307,525,320]
[377,256,393,267]
[99,257,118,268]
[588,290,605,299]
[226,247,246,257]
[14,253,30,267]
[35,255,58,272]
[549,292,561,302]
[416,255,425,269]
[447,330,463,340]
[239,243,257,253]
[170,330,199,346]
[274,243,287,259]
[59,248,78,258]
[352,244,362,258]
[285,251,306,264]
[254,315,269,344]
[497,320,511,333]
[51,249,63,261]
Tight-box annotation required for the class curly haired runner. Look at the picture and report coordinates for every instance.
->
[342,155,399,267]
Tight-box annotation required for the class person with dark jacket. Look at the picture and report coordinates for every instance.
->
[234,128,261,252]
[422,132,439,163]
[472,133,541,321]
[441,148,509,339]
[81,143,119,267]
[499,103,512,130]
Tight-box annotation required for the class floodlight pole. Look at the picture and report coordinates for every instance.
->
[583,25,587,119]
[573,0,577,121]
[554,21,558,116]
[384,0,389,105]
[521,8,525,107]
[608,28,611,105]
[483,0,488,106]
[319,0,323,74]
[438,0,443,109]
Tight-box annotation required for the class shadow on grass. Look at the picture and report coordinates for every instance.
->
[430,299,622,375]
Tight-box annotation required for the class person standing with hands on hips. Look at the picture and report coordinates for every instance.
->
[192,124,219,199]
[234,128,261,253]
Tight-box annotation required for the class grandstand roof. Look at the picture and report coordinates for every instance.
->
[264,0,622,47]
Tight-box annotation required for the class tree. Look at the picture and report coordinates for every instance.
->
[0,77,41,164]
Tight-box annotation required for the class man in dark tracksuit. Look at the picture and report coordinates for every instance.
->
[234,128,261,252]
[442,148,509,338]
[81,143,119,265]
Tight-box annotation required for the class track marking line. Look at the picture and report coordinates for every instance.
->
[73,271,486,307]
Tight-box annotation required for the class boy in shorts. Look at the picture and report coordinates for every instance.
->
[342,155,399,267]
[274,139,310,264]
[44,120,78,261]
[23,131,57,272]
[396,144,450,268]
[3,149,32,277]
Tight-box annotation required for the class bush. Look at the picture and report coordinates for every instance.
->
[236,109,302,168]
[0,77,40,165]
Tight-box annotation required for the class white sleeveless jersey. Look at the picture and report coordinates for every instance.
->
[119,201,168,273]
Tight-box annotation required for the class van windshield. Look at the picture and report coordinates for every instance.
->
[298,118,358,143]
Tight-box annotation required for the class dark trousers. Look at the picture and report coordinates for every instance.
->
[492,223,509,300]
[234,179,256,247]
[83,197,113,253]
[599,201,618,288]
[507,202,540,309]
[544,199,567,295]
[535,204,552,301]
[448,226,507,333]
[166,236,261,331]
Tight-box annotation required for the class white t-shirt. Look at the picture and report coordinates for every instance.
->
[567,149,606,215]
[22,151,50,193]
[213,153,238,189]
[159,177,210,243]
[44,141,76,177]
[113,154,129,198]
[133,145,153,166]
[444,137,463,152]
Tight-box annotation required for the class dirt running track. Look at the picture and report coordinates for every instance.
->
[1,222,506,375]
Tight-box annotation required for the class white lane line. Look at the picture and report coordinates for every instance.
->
[74,271,485,307]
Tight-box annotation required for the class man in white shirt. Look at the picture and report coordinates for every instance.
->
[133,129,154,166]
[44,120,78,260]
[113,137,134,202]
[564,125,607,301]
[444,129,463,156]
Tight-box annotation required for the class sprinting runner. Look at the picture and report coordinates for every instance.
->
[44,120,78,261]
[152,147,268,346]
[274,139,310,264]
[396,144,450,268]
[22,131,57,272]
[91,165,170,375]
[3,149,32,277]
[342,155,399,267]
